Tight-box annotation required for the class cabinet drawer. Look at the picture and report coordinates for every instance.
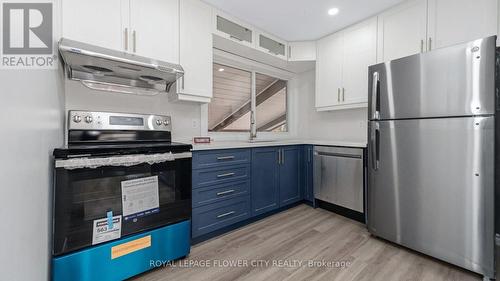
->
[193,180,250,208]
[193,165,250,189]
[192,196,251,237]
[193,149,251,169]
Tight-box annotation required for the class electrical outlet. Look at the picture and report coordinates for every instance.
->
[192,119,199,129]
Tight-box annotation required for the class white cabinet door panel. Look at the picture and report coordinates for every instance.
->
[427,0,497,50]
[62,0,129,51]
[342,18,377,104]
[316,33,343,108]
[130,0,179,63]
[178,0,213,99]
[288,41,316,61]
[377,0,427,62]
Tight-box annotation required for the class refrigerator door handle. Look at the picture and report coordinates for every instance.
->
[371,122,380,170]
[371,72,380,120]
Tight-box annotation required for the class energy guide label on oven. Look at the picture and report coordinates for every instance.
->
[92,215,122,245]
[121,176,160,221]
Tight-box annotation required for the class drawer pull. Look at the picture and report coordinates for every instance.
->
[217,156,235,161]
[217,189,236,196]
[217,172,235,178]
[217,211,236,218]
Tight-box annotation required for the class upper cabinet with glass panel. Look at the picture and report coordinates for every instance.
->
[257,33,287,60]
[213,10,293,61]
[214,12,254,48]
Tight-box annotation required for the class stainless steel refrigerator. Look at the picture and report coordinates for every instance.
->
[367,36,496,278]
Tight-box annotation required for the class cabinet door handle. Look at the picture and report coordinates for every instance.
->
[281,149,285,164]
[337,88,341,102]
[124,28,129,51]
[132,30,137,52]
[342,87,345,102]
[277,149,281,165]
[217,189,236,196]
[217,156,235,161]
[420,39,424,53]
[428,37,432,51]
[288,45,291,59]
[308,148,312,162]
[217,211,235,218]
[217,172,235,178]
[181,76,185,90]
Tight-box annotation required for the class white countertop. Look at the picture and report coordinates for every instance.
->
[191,139,367,151]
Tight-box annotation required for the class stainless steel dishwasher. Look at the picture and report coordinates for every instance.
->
[313,146,364,213]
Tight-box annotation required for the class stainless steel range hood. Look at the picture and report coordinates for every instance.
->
[58,38,184,95]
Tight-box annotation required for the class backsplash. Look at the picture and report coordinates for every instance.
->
[64,80,202,142]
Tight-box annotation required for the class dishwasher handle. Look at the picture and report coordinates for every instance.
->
[314,151,362,159]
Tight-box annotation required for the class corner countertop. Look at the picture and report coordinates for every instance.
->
[190,139,367,151]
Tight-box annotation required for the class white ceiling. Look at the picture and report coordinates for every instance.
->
[203,0,406,41]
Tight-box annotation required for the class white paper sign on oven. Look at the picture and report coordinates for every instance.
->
[121,176,160,221]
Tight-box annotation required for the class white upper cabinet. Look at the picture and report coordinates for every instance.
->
[316,18,377,111]
[176,0,213,102]
[316,32,343,109]
[256,31,288,60]
[130,0,179,63]
[288,41,316,61]
[214,12,254,48]
[427,0,497,50]
[62,0,179,63]
[342,18,377,105]
[377,0,428,62]
[62,0,129,51]
[377,0,497,62]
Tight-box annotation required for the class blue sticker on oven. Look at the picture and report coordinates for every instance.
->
[121,176,160,221]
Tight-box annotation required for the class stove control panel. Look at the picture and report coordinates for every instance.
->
[68,111,172,131]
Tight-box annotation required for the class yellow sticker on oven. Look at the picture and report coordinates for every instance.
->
[111,235,151,259]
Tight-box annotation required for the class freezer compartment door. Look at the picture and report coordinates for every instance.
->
[368,36,496,120]
[367,117,494,277]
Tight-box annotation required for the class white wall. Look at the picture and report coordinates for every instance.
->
[295,70,368,143]
[65,81,203,142]
[0,69,64,281]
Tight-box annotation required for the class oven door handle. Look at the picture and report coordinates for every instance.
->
[55,152,192,170]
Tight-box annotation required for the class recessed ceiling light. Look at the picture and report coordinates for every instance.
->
[218,68,225,72]
[328,8,339,16]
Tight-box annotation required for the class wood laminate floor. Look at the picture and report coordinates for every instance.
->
[133,204,481,281]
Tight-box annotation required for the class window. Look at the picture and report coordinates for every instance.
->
[208,63,288,133]
[255,73,287,132]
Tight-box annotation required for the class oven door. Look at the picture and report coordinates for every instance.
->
[53,152,191,256]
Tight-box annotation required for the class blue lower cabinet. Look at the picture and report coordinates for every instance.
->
[251,147,280,216]
[192,196,251,238]
[192,180,250,208]
[192,149,251,169]
[303,145,314,203]
[192,164,250,189]
[279,146,302,206]
[52,220,191,281]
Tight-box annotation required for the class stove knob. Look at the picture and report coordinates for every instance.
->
[163,120,170,126]
[85,116,93,123]
[156,120,162,126]
[73,115,82,123]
